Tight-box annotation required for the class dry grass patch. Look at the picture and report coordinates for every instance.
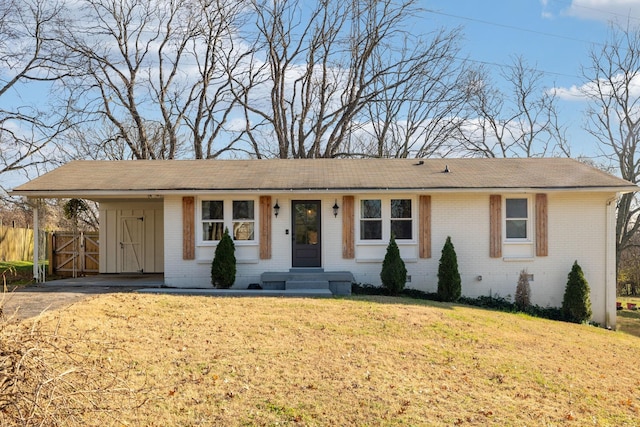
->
[3,293,640,426]
[0,313,149,425]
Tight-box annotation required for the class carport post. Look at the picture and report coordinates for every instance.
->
[31,198,42,283]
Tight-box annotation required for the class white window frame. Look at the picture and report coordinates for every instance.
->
[503,196,532,242]
[232,200,255,242]
[390,198,413,240]
[357,197,415,243]
[359,199,383,241]
[201,200,224,243]
[199,197,258,245]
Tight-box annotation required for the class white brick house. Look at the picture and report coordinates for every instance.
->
[11,158,637,327]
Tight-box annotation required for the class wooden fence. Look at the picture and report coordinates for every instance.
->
[48,232,99,277]
[0,227,100,278]
[0,226,34,261]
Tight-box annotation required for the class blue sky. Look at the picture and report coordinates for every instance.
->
[424,0,640,159]
[4,0,639,193]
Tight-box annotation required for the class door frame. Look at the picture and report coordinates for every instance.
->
[291,200,322,268]
[119,216,144,273]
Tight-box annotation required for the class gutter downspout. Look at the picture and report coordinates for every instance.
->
[605,195,618,329]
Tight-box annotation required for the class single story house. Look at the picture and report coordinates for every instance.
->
[10,158,638,327]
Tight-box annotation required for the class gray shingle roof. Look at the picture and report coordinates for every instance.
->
[11,158,638,196]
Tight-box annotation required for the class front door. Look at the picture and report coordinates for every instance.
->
[121,216,144,273]
[292,201,321,267]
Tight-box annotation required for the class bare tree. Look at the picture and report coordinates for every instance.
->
[353,28,470,158]
[60,0,251,160]
[617,231,640,296]
[235,0,467,159]
[458,56,569,158]
[581,23,640,266]
[0,0,71,193]
[183,0,254,159]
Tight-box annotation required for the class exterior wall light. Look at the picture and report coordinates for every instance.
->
[274,200,280,217]
[332,200,339,217]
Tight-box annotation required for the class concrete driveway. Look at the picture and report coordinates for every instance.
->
[1,275,163,321]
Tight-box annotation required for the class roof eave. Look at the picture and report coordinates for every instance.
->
[10,185,638,199]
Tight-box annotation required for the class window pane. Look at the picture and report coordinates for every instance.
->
[202,201,223,220]
[233,200,254,220]
[361,220,382,240]
[391,220,412,239]
[391,199,411,218]
[203,222,224,241]
[506,219,527,238]
[294,203,318,244]
[506,198,527,218]
[361,200,381,218]
[233,222,254,240]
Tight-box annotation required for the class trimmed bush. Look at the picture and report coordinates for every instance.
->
[437,236,461,302]
[515,269,531,311]
[380,234,407,295]
[211,227,236,289]
[562,260,592,323]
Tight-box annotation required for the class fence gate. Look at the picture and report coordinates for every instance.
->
[49,232,99,277]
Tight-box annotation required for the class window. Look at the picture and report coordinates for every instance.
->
[202,200,224,241]
[391,199,412,239]
[505,198,528,239]
[359,198,414,241]
[360,199,382,240]
[201,199,256,242]
[232,200,255,241]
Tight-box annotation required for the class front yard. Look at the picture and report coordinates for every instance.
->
[2,294,640,426]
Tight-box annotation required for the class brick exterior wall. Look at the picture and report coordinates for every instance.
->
[160,191,615,326]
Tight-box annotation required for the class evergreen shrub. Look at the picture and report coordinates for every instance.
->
[380,234,407,295]
[211,227,236,289]
[562,260,592,323]
[437,236,461,302]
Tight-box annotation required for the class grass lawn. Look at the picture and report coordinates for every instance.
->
[0,261,34,287]
[616,296,640,338]
[3,294,640,426]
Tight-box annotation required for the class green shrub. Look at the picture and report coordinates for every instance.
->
[515,269,531,311]
[562,260,592,323]
[350,285,565,323]
[351,282,389,296]
[211,227,236,289]
[380,234,407,295]
[437,236,461,302]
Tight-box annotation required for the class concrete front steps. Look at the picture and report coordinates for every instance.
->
[136,269,354,298]
[261,268,354,296]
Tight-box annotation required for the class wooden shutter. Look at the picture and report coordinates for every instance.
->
[536,193,548,257]
[419,195,431,258]
[260,196,272,259]
[183,196,195,260]
[342,195,355,259]
[489,195,502,258]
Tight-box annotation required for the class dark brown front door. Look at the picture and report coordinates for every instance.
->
[292,201,321,267]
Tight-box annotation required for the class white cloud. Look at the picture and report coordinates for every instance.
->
[550,84,588,101]
[540,0,556,19]
[564,0,640,23]
[552,72,640,103]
